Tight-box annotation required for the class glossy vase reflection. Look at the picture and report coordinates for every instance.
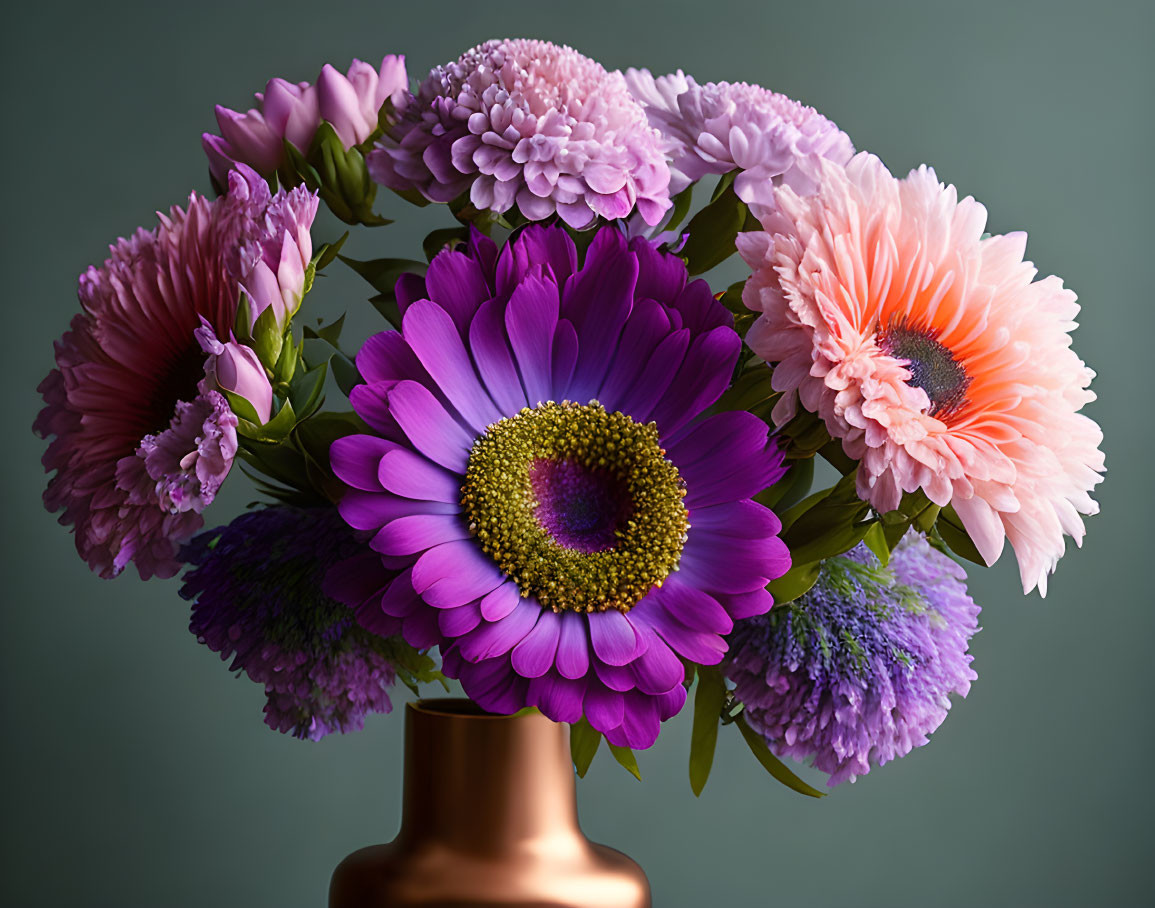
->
[330,699,651,908]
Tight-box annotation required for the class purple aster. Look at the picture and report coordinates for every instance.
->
[327,224,789,749]
[368,39,672,228]
[724,534,981,786]
[625,69,854,216]
[181,507,401,741]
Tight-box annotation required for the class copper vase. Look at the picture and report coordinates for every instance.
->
[329,698,651,907]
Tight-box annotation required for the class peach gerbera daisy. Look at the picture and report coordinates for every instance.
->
[739,152,1104,595]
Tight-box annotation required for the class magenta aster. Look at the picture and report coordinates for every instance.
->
[327,224,789,748]
[368,39,672,228]
[625,70,854,216]
[35,168,317,579]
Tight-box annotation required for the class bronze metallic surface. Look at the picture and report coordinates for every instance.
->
[330,699,651,908]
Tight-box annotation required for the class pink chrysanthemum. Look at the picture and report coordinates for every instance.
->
[625,70,854,215]
[740,153,1105,595]
[368,39,671,228]
[35,169,317,580]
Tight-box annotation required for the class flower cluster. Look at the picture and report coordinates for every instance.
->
[37,37,1102,793]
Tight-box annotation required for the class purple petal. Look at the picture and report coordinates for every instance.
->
[669,412,784,508]
[529,673,587,724]
[424,248,491,332]
[388,381,473,474]
[371,514,469,556]
[380,569,422,618]
[469,299,528,415]
[630,632,684,695]
[612,694,660,749]
[337,489,437,532]
[594,659,637,692]
[555,611,590,680]
[679,529,789,594]
[511,609,562,678]
[451,650,532,714]
[439,601,483,636]
[479,582,522,621]
[649,327,741,434]
[330,435,390,491]
[411,540,505,608]
[348,381,402,437]
[378,447,463,503]
[457,598,542,661]
[584,683,625,730]
[717,588,776,620]
[401,608,444,649]
[629,236,686,304]
[505,274,559,407]
[356,330,425,385]
[551,319,579,393]
[649,578,733,634]
[588,609,644,666]
[632,594,727,665]
[596,300,674,414]
[614,329,689,422]
[403,300,503,433]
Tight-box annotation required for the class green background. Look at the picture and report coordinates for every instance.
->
[4,1,1151,905]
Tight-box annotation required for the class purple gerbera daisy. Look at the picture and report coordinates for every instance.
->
[327,224,789,748]
[181,507,401,741]
[368,39,672,228]
[724,533,981,785]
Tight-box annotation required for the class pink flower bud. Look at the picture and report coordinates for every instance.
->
[197,324,273,424]
[261,78,319,152]
[317,64,372,147]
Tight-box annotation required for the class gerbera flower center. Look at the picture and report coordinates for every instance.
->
[878,322,971,419]
[460,401,689,613]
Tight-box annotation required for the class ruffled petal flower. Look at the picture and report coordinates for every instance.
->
[625,70,854,215]
[330,225,788,748]
[203,56,408,186]
[725,534,980,785]
[34,170,317,580]
[740,153,1105,594]
[181,507,400,740]
[369,39,672,228]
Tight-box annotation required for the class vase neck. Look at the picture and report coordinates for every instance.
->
[397,700,581,854]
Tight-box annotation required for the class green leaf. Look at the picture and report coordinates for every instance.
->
[709,170,737,203]
[339,255,427,297]
[423,226,471,262]
[758,457,814,512]
[223,389,262,426]
[312,232,349,271]
[607,743,642,781]
[689,666,728,796]
[664,185,694,233]
[250,304,284,369]
[233,294,253,343]
[735,715,825,798]
[331,354,362,397]
[937,505,987,565]
[272,330,299,384]
[765,560,821,605]
[310,313,346,347]
[713,363,777,413]
[287,362,327,420]
[249,398,296,443]
[817,440,856,475]
[786,516,874,568]
[679,183,748,275]
[570,718,602,778]
[368,293,402,329]
[863,521,891,566]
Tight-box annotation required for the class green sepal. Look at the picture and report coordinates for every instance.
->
[272,330,300,385]
[570,718,603,778]
[679,182,748,276]
[765,561,821,605]
[735,715,825,798]
[250,304,284,369]
[243,398,296,444]
[936,504,987,565]
[607,743,642,781]
[309,122,391,227]
[689,665,728,796]
[233,294,254,344]
[223,389,262,426]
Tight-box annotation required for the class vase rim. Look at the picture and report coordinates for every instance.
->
[408,697,536,720]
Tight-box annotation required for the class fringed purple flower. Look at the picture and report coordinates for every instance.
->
[327,224,789,749]
[725,534,981,785]
[368,39,672,228]
[181,507,400,740]
[203,56,409,188]
[625,70,854,216]
[35,167,317,580]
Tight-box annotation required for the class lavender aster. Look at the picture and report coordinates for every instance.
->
[369,39,672,228]
[181,507,401,740]
[724,534,980,785]
[625,70,854,216]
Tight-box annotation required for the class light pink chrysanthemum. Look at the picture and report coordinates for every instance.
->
[203,56,408,188]
[739,153,1104,595]
[368,39,671,228]
[625,70,854,216]
[35,173,317,580]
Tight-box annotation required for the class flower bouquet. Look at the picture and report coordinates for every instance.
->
[36,37,1104,903]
